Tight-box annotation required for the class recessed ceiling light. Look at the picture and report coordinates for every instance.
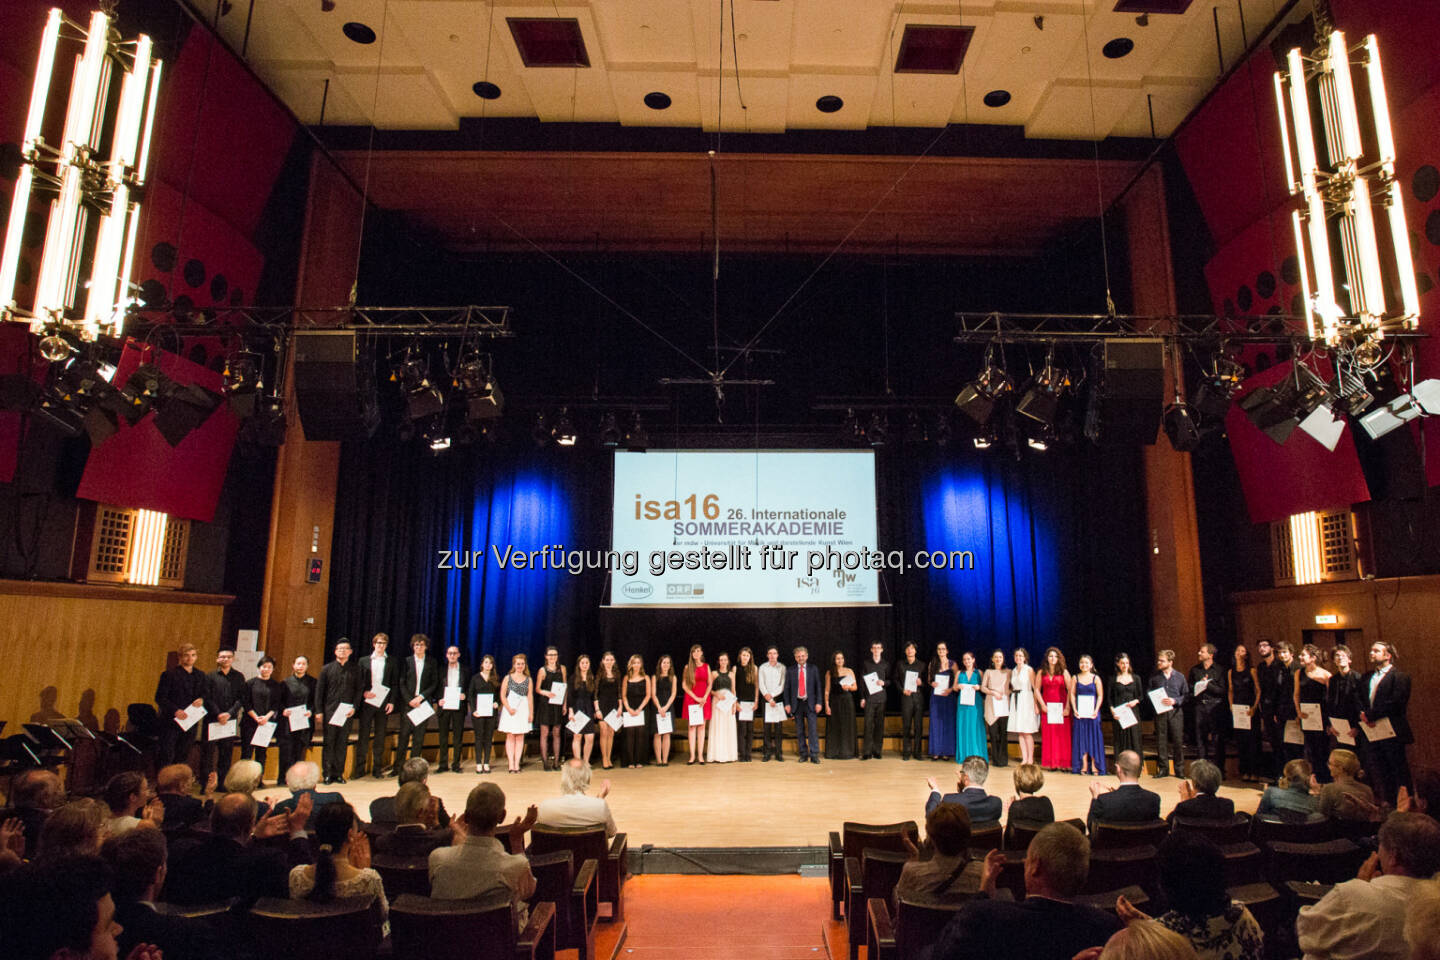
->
[643,91,672,110]
[342,22,377,44]
[983,90,1011,108]
[816,95,844,113]
[472,81,501,100]
[1102,37,1135,58]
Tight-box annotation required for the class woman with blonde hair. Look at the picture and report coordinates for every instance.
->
[1081,919,1198,960]
[682,645,712,765]
[1317,747,1377,822]
[498,653,533,773]
[1008,648,1039,764]
[224,759,270,817]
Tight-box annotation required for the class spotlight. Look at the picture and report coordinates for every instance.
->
[553,408,577,446]
[454,350,503,420]
[599,411,622,447]
[394,345,444,421]
[239,395,287,447]
[425,418,452,453]
[973,432,994,450]
[152,382,222,447]
[1026,429,1052,452]
[532,413,551,447]
[1239,362,1329,445]
[1359,379,1440,439]
[1190,355,1245,421]
[119,363,173,423]
[954,345,1012,427]
[867,412,889,447]
[1015,348,1068,429]
[903,412,927,444]
[1163,403,1202,452]
[625,412,648,452]
[223,350,263,418]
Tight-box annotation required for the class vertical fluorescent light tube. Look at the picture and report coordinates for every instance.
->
[0,8,62,313]
[136,60,162,186]
[1288,49,1339,339]
[113,206,142,339]
[1388,182,1420,324]
[128,508,168,586]
[1274,72,1298,194]
[34,10,111,326]
[1289,511,1322,586]
[1350,180,1386,321]
[1328,32,1362,163]
[1292,210,1316,339]
[1364,36,1396,166]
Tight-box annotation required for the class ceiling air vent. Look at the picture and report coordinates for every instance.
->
[507,18,590,68]
[1112,0,1195,13]
[893,25,974,75]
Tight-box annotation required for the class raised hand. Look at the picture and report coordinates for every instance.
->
[348,828,371,869]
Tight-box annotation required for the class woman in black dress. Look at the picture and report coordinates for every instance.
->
[595,651,622,770]
[1229,645,1261,782]
[735,647,759,762]
[1295,644,1331,783]
[569,654,597,764]
[242,656,283,782]
[535,647,568,771]
[468,655,500,774]
[1109,653,1143,767]
[621,655,651,768]
[825,650,858,760]
[651,654,677,766]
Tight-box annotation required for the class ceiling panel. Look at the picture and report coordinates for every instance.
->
[609,67,705,127]
[1025,77,1140,140]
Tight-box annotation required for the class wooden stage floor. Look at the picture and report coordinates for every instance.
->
[295,756,1264,849]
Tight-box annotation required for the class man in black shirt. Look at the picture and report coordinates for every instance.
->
[155,643,208,766]
[1189,644,1227,769]
[316,639,362,784]
[278,656,317,782]
[202,649,248,784]
[858,641,890,760]
[1255,639,1289,781]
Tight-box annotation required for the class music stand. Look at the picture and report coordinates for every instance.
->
[23,722,75,753]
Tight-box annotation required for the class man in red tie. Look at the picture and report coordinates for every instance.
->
[785,647,823,763]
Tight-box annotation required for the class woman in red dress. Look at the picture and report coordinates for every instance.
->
[1034,646,1072,771]
[682,644,712,765]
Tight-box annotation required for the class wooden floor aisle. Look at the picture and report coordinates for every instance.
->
[609,876,835,959]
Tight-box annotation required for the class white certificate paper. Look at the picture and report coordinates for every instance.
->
[605,709,624,731]
[959,685,976,706]
[566,711,590,734]
[1148,687,1173,714]
[1331,717,1355,745]
[1046,702,1064,725]
[548,682,567,705]
[622,711,645,728]
[1231,704,1252,730]
[991,695,1009,718]
[327,703,354,726]
[441,686,462,710]
[207,719,237,741]
[407,701,436,726]
[717,692,736,713]
[688,704,705,725]
[284,705,309,731]
[656,714,674,735]
[1284,720,1304,745]
[366,683,389,705]
[839,674,856,690]
[863,672,883,695]
[1077,694,1096,720]
[933,674,951,694]
[250,721,277,748]
[1299,703,1323,731]
[506,691,527,714]
[475,693,494,717]
[1366,717,1396,741]
[1113,704,1138,729]
[738,703,754,722]
[903,671,919,693]
[176,704,206,731]
[765,702,786,724]
[1194,677,1210,696]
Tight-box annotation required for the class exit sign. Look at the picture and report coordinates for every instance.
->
[307,558,323,583]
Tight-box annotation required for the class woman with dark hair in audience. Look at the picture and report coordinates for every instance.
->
[1324,644,1362,763]
[498,653,533,774]
[1109,653,1143,769]
[1036,647,1072,772]
[897,642,927,761]
[895,802,985,904]
[288,801,387,937]
[596,651,622,770]
[1228,645,1261,782]
[682,645,711,765]
[1003,763,1056,844]
[1294,644,1331,783]
[241,655,283,780]
[1070,654,1106,776]
[652,654,678,766]
[927,642,957,761]
[825,650,858,760]
[535,647,568,772]
[622,654,652,768]
[567,654,597,766]
[735,647,760,762]
[103,772,154,838]
[1110,833,1263,960]
[469,654,500,774]
[1009,648,1038,765]
[954,651,987,764]
[1317,748,1377,822]
[1255,758,1320,821]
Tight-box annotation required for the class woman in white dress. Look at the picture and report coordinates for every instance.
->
[498,653,534,773]
[1009,647,1040,765]
[706,651,739,763]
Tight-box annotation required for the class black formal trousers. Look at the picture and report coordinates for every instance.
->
[762,709,784,758]
[436,709,466,769]
[863,699,886,758]
[793,699,819,758]
[1156,710,1184,775]
[1194,701,1225,769]
[399,708,432,761]
[1232,720,1262,778]
[473,716,498,767]
[987,717,1009,767]
[899,693,924,758]
[158,724,198,768]
[277,726,310,780]
[321,717,352,780]
[202,737,238,784]
[737,717,754,760]
[1260,711,1286,779]
[1365,738,1411,806]
[354,704,390,775]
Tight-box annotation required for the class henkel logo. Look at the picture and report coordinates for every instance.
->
[622,582,653,599]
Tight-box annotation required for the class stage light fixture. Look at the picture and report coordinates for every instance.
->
[1239,362,1330,445]
[1163,403,1202,452]
[599,411,622,447]
[239,395,287,447]
[1015,347,1067,430]
[1026,430,1052,452]
[1358,378,1440,439]
[954,344,1012,427]
[152,382,222,447]
[398,347,444,422]
[554,408,577,446]
[972,430,994,451]
[625,412,649,452]
[532,413,551,447]
[39,330,75,362]
[119,362,171,423]
[867,413,889,447]
[454,349,503,420]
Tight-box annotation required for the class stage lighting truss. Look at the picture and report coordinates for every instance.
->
[0,8,163,342]
[1274,26,1418,348]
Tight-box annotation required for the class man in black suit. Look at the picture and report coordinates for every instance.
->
[202,649,248,785]
[1255,639,1290,779]
[164,792,314,907]
[396,633,439,769]
[354,632,398,779]
[1086,749,1161,832]
[784,646,823,763]
[1189,643,1227,769]
[155,643,208,766]
[316,639,361,784]
[435,644,472,773]
[155,763,211,833]
[926,755,1004,823]
[277,655,317,782]
[1167,759,1235,823]
[102,827,228,960]
[373,782,451,858]
[1361,641,1413,805]
[371,757,452,829]
[921,822,1120,960]
[858,641,890,760]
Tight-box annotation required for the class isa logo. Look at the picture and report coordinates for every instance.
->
[795,576,821,595]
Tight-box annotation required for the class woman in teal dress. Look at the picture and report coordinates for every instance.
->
[954,650,988,761]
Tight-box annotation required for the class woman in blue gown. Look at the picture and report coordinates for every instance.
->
[928,642,957,760]
[954,651,988,762]
[1070,654,1107,775]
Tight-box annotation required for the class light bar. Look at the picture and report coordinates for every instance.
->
[128,508,168,586]
[1291,210,1315,339]
[1388,181,1420,322]
[1289,511,1324,586]
[0,8,62,313]
[1349,178,1386,320]
[1329,31,1362,164]
[1274,71,1298,194]
[1364,35,1395,167]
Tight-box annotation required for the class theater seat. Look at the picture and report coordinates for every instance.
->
[528,825,627,921]
[828,821,919,920]
[844,848,908,960]
[389,893,555,960]
[528,850,599,960]
[1091,819,1169,849]
[246,896,381,960]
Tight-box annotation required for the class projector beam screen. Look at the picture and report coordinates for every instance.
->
[611,450,879,607]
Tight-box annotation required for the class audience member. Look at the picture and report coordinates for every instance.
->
[163,792,313,907]
[102,773,156,838]
[1317,748,1378,823]
[154,764,212,833]
[288,801,387,937]
[36,799,108,862]
[922,822,1120,960]
[1396,767,1440,817]
[926,755,1003,823]
[1297,811,1440,960]
[270,761,343,828]
[1086,750,1160,832]
[1005,763,1056,829]
[1169,760,1235,823]
[895,803,984,904]
[370,757,451,828]
[1079,919,1198,960]
[1406,879,1440,960]
[372,782,451,857]
[223,759,270,818]
[0,854,160,960]
[0,768,62,858]
[536,759,618,836]
[101,827,226,960]
[1254,759,1321,821]
[429,783,538,928]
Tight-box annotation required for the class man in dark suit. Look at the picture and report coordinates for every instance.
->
[1361,641,1413,805]
[270,761,344,829]
[155,643,208,766]
[926,755,1003,823]
[1168,759,1235,823]
[102,827,228,960]
[155,763,211,833]
[1189,643,1227,769]
[1256,639,1290,780]
[164,792,314,907]
[316,639,362,784]
[858,641,890,760]
[354,632,398,779]
[396,633,439,769]
[373,782,452,858]
[921,822,1120,960]
[1086,749,1161,832]
[1148,649,1189,778]
[435,644,472,773]
[202,649,248,786]
[784,646,823,763]
[371,757,452,828]
[278,655,317,782]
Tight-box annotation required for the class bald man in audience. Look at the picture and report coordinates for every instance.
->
[154,764,211,833]
[164,792,314,907]
[430,783,538,929]
[1085,750,1160,832]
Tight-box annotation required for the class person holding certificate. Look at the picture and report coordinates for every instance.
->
[954,651,987,764]
[651,654,677,766]
[1036,647,1071,772]
[1148,650,1189,778]
[279,655,317,781]
[758,646,787,761]
[928,643,958,762]
[682,645,712,765]
[535,647,568,772]
[355,633,398,780]
[1361,641,1413,805]
[981,650,1011,768]
[568,654,597,765]
[469,655,500,774]
[623,654,652,767]
[155,642,208,766]
[1228,645,1262,782]
[499,654,533,773]
[596,651,623,769]
[1189,644,1227,769]
[398,634,439,767]
[1294,644,1331,784]
[1008,648,1038,765]
[242,656,284,781]
[1109,654,1143,768]
[1325,645,1362,759]
[824,651,857,760]
[735,648,759,762]
[1069,655,1106,776]
[896,643,927,761]
[859,642,890,760]
[707,652,739,763]
[317,638,362,785]
[436,644,471,773]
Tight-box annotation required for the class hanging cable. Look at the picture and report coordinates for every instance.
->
[1078,0,1115,315]
[351,0,392,305]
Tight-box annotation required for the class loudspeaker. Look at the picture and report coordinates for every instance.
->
[1091,338,1164,445]
[291,331,378,441]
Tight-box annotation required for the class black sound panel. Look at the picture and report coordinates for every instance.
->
[1093,338,1164,445]
[291,331,378,441]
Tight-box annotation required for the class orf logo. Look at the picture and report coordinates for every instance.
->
[622,582,653,599]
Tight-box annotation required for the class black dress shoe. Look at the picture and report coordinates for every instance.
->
[335,776,346,784]
[860,755,869,761]
[811,757,821,764]
[322,777,335,785]
[437,765,450,773]
[762,754,771,762]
